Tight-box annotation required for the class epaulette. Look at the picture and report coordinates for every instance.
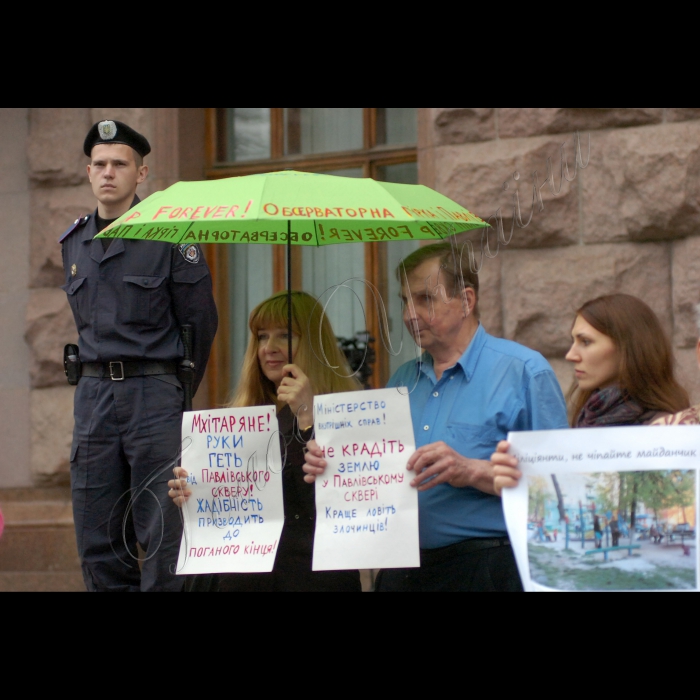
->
[59,215,90,244]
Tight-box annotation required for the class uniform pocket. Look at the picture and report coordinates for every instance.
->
[61,277,88,330]
[123,275,167,325]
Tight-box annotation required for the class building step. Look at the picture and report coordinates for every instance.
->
[0,488,81,577]
[0,571,84,592]
[0,489,374,592]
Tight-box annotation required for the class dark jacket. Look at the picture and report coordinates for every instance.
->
[60,197,218,392]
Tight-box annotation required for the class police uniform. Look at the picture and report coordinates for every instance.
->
[61,121,218,592]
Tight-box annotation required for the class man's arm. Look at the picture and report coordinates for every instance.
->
[406,443,497,494]
[170,245,218,395]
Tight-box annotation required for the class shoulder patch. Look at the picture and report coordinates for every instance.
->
[178,244,201,264]
[59,215,90,244]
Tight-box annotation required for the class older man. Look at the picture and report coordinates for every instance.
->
[304,242,568,591]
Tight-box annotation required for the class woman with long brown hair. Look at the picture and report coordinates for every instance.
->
[169,290,363,591]
[566,293,688,427]
[492,293,690,493]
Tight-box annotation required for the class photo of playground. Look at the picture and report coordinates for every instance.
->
[527,471,697,591]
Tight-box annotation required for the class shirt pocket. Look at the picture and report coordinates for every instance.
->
[122,275,168,326]
[446,422,503,461]
[61,277,88,330]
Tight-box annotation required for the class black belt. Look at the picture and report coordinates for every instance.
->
[420,537,511,566]
[81,360,178,381]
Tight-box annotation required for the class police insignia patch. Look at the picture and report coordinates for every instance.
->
[98,120,117,140]
[179,244,201,264]
[71,264,77,277]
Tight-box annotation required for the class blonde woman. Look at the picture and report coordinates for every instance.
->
[169,291,363,592]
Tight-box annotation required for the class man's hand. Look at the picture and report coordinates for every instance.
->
[168,466,191,507]
[302,439,327,484]
[407,441,496,495]
[491,441,522,497]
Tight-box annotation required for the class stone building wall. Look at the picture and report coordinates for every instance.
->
[418,108,700,407]
[0,109,31,487]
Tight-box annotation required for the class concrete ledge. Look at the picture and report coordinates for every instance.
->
[0,487,79,574]
[0,571,84,592]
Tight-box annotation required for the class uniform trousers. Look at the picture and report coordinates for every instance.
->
[375,537,523,592]
[71,376,185,592]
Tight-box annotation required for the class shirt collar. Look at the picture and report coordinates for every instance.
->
[83,194,141,244]
[417,324,487,383]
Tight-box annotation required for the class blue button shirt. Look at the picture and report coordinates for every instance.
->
[388,325,568,549]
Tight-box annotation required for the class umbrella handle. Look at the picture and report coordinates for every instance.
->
[287,219,293,368]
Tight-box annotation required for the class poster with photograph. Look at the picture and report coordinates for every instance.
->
[312,388,420,571]
[502,426,700,592]
[175,406,285,575]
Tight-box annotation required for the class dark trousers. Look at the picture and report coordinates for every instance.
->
[376,537,523,592]
[70,377,185,592]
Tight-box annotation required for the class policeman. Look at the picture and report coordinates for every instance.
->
[60,120,218,592]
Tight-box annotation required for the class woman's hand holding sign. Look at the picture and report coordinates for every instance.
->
[491,441,522,496]
[168,466,192,507]
[278,364,315,429]
[303,440,326,483]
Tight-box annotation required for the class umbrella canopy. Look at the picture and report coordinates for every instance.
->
[98,170,489,366]
[99,170,487,245]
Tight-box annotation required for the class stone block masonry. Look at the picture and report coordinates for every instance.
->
[421,108,700,405]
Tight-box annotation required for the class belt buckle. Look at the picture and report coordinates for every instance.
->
[109,361,125,381]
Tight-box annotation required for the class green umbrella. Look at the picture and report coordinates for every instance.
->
[99,170,488,367]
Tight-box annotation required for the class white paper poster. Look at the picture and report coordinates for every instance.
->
[312,388,420,571]
[175,406,285,575]
[503,426,700,592]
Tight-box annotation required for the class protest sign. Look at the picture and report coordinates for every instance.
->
[312,388,420,571]
[176,406,285,575]
[503,426,700,592]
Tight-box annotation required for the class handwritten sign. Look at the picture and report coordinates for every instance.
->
[503,426,700,593]
[175,406,285,575]
[312,388,420,571]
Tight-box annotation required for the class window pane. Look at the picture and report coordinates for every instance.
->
[302,167,366,358]
[377,159,419,376]
[387,240,421,377]
[315,167,364,178]
[225,108,271,162]
[303,246,367,343]
[376,161,418,184]
[376,108,417,146]
[227,245,273,394]
[285,108,363,156]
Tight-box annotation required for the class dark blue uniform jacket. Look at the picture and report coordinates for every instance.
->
[60,199,218,393]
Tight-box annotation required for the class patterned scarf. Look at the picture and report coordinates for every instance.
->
[575,386,653,428]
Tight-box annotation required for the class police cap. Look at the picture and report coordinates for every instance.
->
[83,120,151,158]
